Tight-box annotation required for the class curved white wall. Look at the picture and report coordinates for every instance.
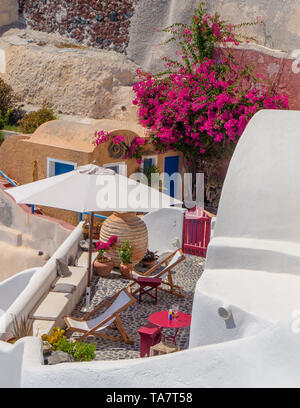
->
[214,110,300,245]
[207,110,300,275]
[0,268,38,312]
[190,110,300,348]
[0,186,73,281]
[0,317,299,388]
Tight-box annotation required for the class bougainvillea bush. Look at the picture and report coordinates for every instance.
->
[132,61,288,163]
[131,2,288,163]
[93,130,147,164]
[94,2,288,209]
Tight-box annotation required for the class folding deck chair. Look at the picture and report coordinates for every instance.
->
[64,288,136,343]
[128,248,185,299]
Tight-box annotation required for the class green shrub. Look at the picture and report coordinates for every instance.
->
[118,240,132,265]
[0,131,4,146]
[54,338,75,354]
[7,106,26,125]
[0,78,16,117]
[73,341,96,362]
[18,107,56,134]
[41,327,96,362]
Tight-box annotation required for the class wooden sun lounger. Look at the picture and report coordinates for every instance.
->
[64,288,136,343]
[128,248,185,298]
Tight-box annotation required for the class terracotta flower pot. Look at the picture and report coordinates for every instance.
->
[119,263,134,279]
[93,256,114,277]
[100,212,148,267]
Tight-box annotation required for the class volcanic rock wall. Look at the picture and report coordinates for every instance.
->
[19,0,137,52]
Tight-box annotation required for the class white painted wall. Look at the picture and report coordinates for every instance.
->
[0,267,38,312]
[0,316,298,388]
[190,110,300,347]
[0,187,72,281]
[0,222,83,339]
[142,207,185,255]
[0,340,24,388]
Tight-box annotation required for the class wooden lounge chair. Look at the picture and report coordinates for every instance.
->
[64,288,136,343]
[128,248,185,298]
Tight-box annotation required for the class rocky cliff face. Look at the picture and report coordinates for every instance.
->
[19,0,136,53]
[0,29,139,120]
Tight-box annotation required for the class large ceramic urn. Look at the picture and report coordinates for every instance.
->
[100,212,148,267]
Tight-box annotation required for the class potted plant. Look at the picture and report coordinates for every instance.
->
[118,240,133,278]
[94,236,117,277]
[141,249,158,267]
[6,315,33,344]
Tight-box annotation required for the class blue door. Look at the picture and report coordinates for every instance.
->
[54,162,75,176]
[164,156,179,197]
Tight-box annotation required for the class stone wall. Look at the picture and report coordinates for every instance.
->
[19,0,137,52]
[0,0,19,27]
[127,0,300,73]
[220,45,300,111]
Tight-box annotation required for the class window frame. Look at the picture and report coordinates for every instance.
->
[141,155,158,173]
[103,161,127,177]
[46,157,77,178]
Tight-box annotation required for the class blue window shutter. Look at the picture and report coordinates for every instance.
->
[54,162,75,176]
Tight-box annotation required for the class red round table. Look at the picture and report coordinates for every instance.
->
[149,311,191,345]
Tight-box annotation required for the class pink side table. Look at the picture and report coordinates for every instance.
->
[137,277,162,305]
[149,311,191,345]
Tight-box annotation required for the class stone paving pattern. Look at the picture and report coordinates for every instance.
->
[19,0,137,52]
[68,253,205,360]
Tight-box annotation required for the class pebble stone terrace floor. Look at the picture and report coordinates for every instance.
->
[68,253,205,360]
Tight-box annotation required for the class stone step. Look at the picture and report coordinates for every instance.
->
[32,319,56,337]
[31,292,71,322]
[30,266,88,329]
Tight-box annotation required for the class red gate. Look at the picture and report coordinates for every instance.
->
[182,207,212,257]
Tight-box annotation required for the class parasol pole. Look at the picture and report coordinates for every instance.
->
[82,211,95,312]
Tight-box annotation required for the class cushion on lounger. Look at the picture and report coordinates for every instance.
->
[52,283,76,293]
[56,258,72,277]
